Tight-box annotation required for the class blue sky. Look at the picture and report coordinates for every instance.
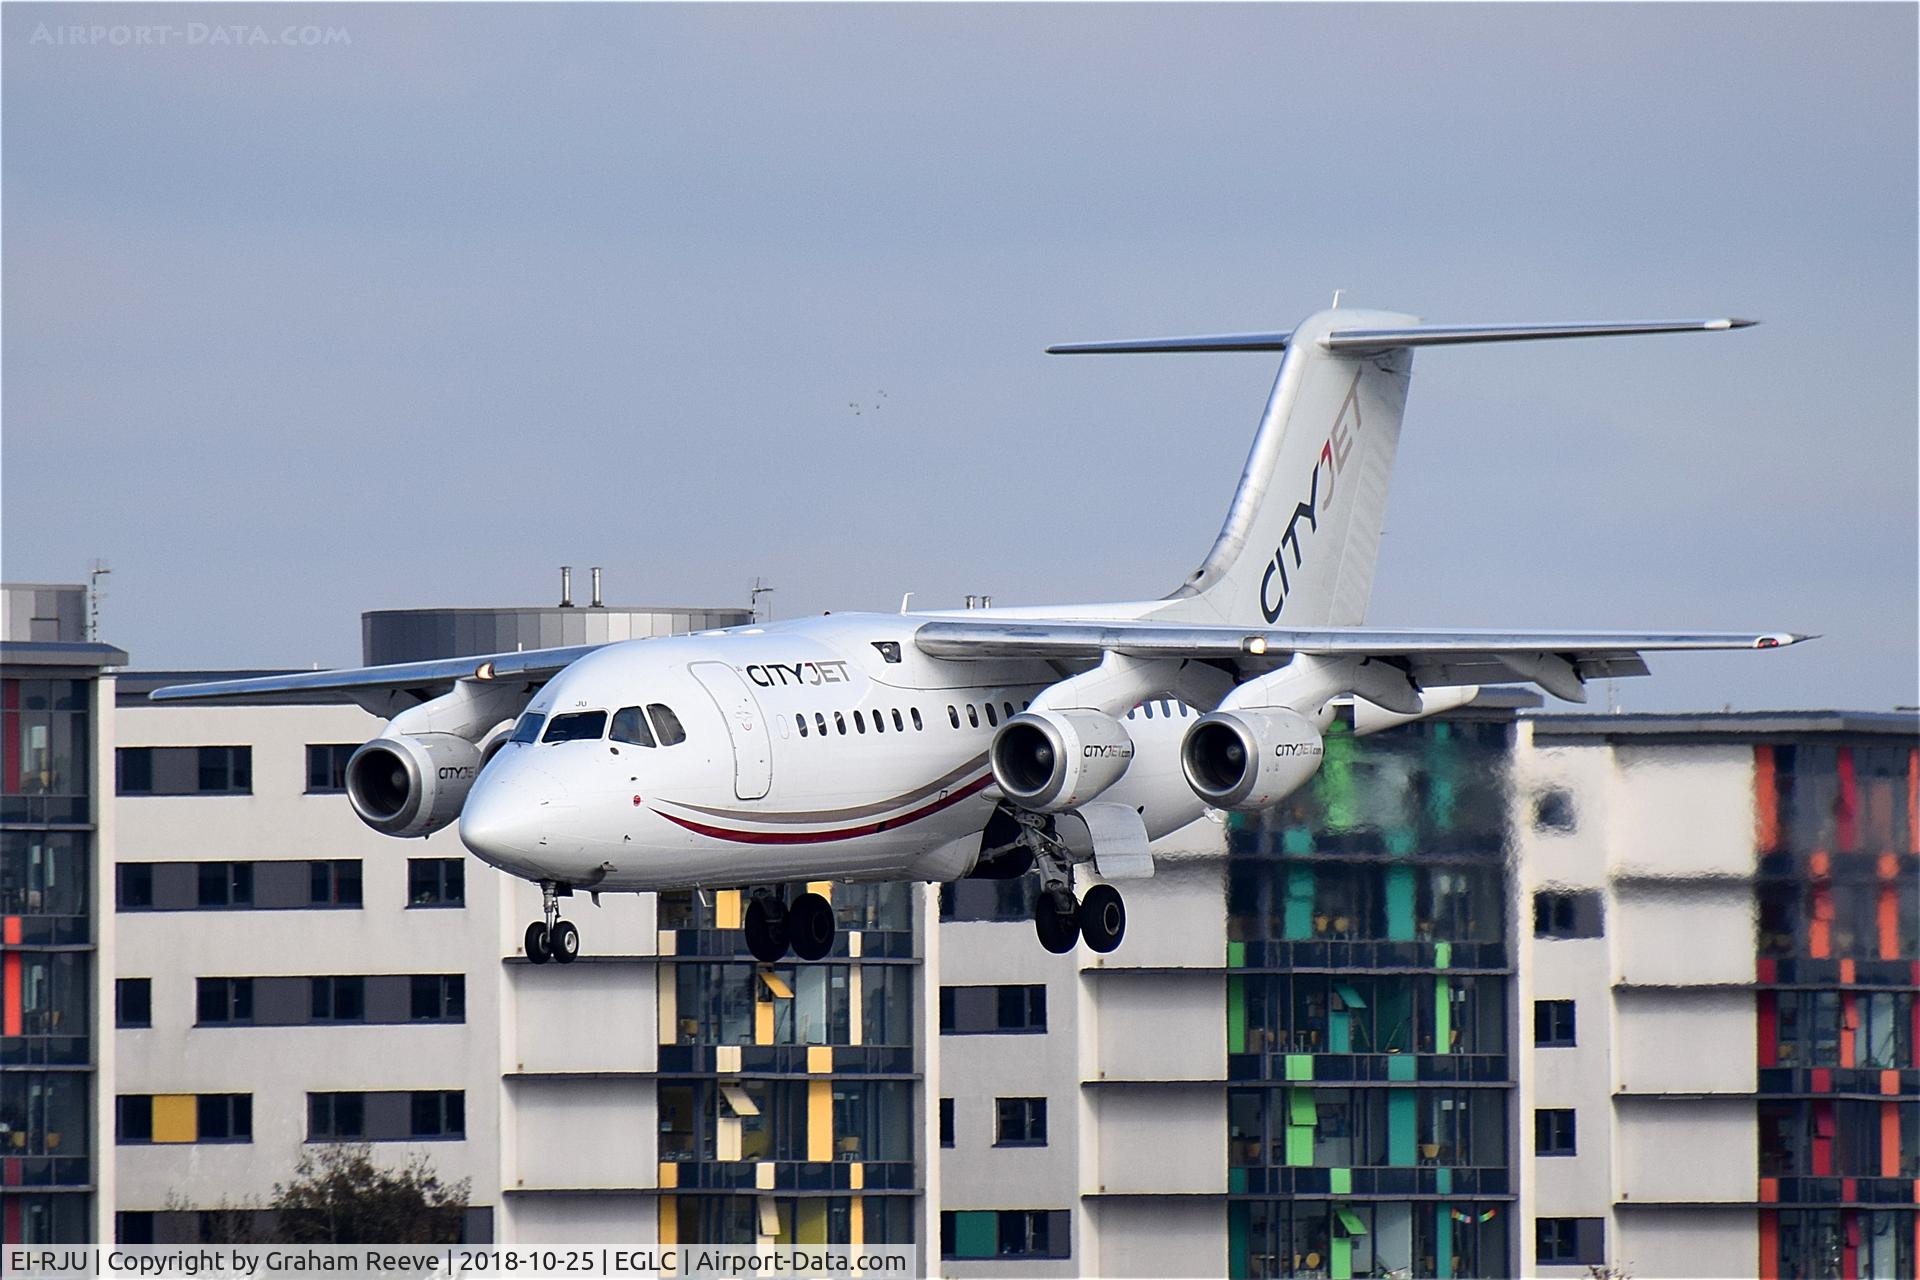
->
[5,3,1914,710]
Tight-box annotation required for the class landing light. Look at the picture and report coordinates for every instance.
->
[1244,636,1269,656]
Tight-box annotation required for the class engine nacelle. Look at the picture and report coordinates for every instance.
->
[1181,708,1325,811]
[989,709,1134,813]
[345,733,484,838]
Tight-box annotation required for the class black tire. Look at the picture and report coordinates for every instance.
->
[744,897,791,963]
[550,919,581,964]
[1079,883,1126,954]
[524,921,551,965]
[1034,890,1081,954]
[788,892,837,962]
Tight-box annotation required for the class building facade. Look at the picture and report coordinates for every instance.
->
[1,583,126,1243]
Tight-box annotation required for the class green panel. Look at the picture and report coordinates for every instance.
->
[1336,1208,1368,1236]
[956,1210,997,1259]
[1387,1053,1416,1082]
[1435,1167,1453,1196]
[1385,827,1416,857]
[1284,865,1316,940]
[1387,1091,1416,1166]
[1289,1088,1317,1126]
[1331,1238,1353,1280]
[1376,982,1412,1053]
[1435,977,1453,1056]
[1329,1011,1351,1054]
[1228,976,1246,1054]
[1434,940,1452,969]
[1329,1167,1351,1195]
[1227,940,1247,969]
[1317,722,1357,830]
[1384,866,1416,941]
[1228,1203,1250,1280]
[1285,1124,1313,1166]
[1281,824,1315,855]
[1229,1165,1248,1194]
[1284,1053,1314,1081]
[1333,982,1367,1008]
[1435,1203,1454,1280]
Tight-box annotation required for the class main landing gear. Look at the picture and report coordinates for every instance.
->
[744,888,837,963]
[524,880,580,965]
[1014,811,1127,956]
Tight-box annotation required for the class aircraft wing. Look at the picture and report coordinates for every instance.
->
[912,619,1811,700]
[148,644,605,708]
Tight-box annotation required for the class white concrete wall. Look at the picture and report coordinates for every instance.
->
[509,1080,656,1191]
[511,962,658,1076]
[1090,972,1223,1083]
[1087,1085,1223,1196]
[1087,1198,1225,1278]
[1609,746,1755,880]
[1616,1099,1755,1204]
[1614,1209,1758,1280]
[504,1194,658,1244]
[1615,991,1755,1095]
[1613,887,1754,987]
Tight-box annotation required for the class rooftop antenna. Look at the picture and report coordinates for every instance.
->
[1331,289,1345,309]
[750,577,776,622]
[558,566,574,608]
[589,566,604,609]
[87,559,110,641]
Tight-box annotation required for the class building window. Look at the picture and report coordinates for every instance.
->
[1534,1000,1576,1047]
[116,978,152,1029]
[117,746,252,796]
[117,862,154,910]
[308,1091,464,1141]
[939,984,1046,1034]
[1535,1108,1576,1156]
[197,1094,253,1142]
[407,858,465,908]
[1533,787,1577,833]
[309,860,363,907]
[411,1091,465,1139]
[1533,890,1603,939]
[995,1097,1047,1147]
[196,977,254,1025]
[306,744,357,793]
[940,1210,1070,1260]
[310,976,366,1022]
[308,1092,365,1140]
[1536,1217,1604,1265]
[411,975,465,1022]
[940,1098,954,1148]
[939,878,1039,923]
[197,861,254,908]
[116,1094,251,1143]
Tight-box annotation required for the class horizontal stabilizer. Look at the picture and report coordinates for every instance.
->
[1321,318,1755,351]
[1046,332,1291,355]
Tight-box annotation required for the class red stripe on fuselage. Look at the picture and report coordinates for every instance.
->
[655,773,995,845]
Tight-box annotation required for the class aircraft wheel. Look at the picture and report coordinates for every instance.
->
[550,919,580,964]
[744,896,791,963]
[788,892,837,962]
[1079,884,1126,954]
[524,921,552,965]
[1034,889,1081,954]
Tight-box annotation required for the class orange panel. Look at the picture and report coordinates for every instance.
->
[2,916,19,945]
[1759,1210,1779,1280]
[1811,882,1833,958]
[1,953,18,1037]
[1878,886,1899,961]
[1909,747,1918,854]
[1755,746,1779,849]
[1840,995,1857,1067]
[1884,1070,1901,1096]
[1841,959,1857,985]
[1883,1104,1901,1178]
[1812,850,1832,877]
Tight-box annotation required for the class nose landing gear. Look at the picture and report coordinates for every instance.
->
[744,887,838,962]
[524,880,579,965]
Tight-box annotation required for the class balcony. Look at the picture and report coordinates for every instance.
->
[1231,1165,1511,1198]
[1231,940,1508,972]
[664,1159,918,1193]
[655,1044,916,1077]
[1229,1052,1509,1085]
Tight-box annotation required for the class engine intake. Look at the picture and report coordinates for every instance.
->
[1181,708,1325,811]
[990,709,1134,813]
[346,733,484,838]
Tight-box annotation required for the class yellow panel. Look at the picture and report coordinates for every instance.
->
[850,1162,864,1191]
[658,1161,678,1189]
[847,931,862,959]
[807,1080,833,1163]
[807,1045,833,1074]
[758,970,793,999]
[717,1115,742,1163]
[755,999,774,1046]
[850,1196,864,1250]
[716,890,743,931]
[757,1196,780,1238]
[797,1199,828,1246]
[848,969,864,1046]
[806,881,833,901]
[151,1095,196,1144]
[715,1045,741,1073]
[658,1195,677,1246]
[756,1161,776,1191]
[657,967,677,1046]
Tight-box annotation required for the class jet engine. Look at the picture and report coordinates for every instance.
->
[1181,707,1325,811]
[345,733,484,838]
[989,710,1135,813]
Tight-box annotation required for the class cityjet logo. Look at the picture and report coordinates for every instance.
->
[1259,369,1362,623]
[438,765,478,781]
[744,661,853,688]
[1083,744,1135,759]
[1274,742,1323,758]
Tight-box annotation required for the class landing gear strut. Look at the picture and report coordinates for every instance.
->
[524,880,579,965]
[744,887,838,962]
[1012,809,1127,955]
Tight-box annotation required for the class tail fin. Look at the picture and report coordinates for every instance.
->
[1052,310,1754,629]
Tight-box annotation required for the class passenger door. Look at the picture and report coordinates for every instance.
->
[689,662,773,801]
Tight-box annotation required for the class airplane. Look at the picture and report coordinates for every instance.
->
[155,304,1810,964]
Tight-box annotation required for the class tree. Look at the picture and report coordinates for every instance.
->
[269,1143,470,1243]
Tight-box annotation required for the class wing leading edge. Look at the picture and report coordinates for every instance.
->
[148,643,605,704]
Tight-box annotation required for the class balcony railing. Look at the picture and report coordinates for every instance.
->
[664,1159,918,1193]
[1231,1165,1511,1198]
[1231,940,1508,972]
[1229,1052,1510,1085]
[656,1044,916,1076]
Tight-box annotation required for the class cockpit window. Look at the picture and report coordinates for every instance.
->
[542,710,607,743]
[647,704,687,747]
[510,712,545,744]
[611,706,656,747]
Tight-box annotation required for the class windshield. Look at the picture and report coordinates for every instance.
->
[648,704,687,746]
[510,712,545,744]
[542,710,607,744]
[611,706,655,747]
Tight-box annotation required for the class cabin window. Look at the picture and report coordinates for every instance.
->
[984,703,999,727]
[854,711,867,734]
[510,713,544,744]
[611,707,656,747]
[872,710,886,734]
[948,706,960,729]
[795,714,809,739]
[1003,701,1015,720]
[835,712,847,735]
[911,708,924,731]
[543,711,607,743]
[967,705,980,729]
[647,705,687,747]
[816,713,829,737]
[892,709,905,732]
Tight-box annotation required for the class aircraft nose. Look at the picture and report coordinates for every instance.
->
[459,755,573,864]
